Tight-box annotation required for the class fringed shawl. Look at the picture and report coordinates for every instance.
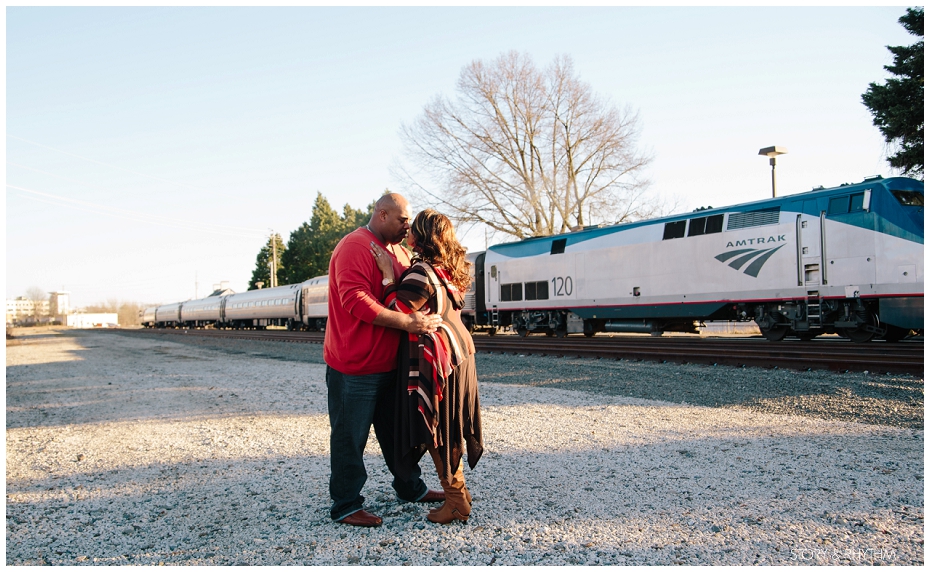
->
[384,261,482,479]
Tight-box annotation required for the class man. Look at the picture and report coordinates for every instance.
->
[324,193,445,527]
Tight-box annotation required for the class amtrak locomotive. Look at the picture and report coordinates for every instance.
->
[463,176,923,342]
[145,176,923,342]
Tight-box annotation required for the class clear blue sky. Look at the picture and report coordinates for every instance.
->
[5,6,915,307]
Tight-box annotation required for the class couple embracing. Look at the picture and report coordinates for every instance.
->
[323,193,483,527]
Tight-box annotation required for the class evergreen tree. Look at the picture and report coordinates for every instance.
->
[862,7,924,177]
[280,193,374,284]
[248,233,286,290]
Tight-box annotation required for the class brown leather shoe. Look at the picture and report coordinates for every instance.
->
[416,489,445,503]
[338,510,382,527]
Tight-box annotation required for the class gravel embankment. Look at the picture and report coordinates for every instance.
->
[6,328,924,565]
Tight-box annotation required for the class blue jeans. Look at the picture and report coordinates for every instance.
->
[326,366,428,520]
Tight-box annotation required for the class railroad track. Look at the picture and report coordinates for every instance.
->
[122,328,924,376]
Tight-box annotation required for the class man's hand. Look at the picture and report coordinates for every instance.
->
[373,308,442,334]
[404,311,443,334]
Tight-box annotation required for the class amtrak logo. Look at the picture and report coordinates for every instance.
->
[715,245,784,277]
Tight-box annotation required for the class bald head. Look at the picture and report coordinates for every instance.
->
[368,192,411,245]
[372,193,408,217]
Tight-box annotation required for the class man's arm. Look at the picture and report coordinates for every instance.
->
[337,239,441,334]
[373,307,442,334]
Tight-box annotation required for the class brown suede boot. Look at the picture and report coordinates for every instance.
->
[427,448,471,524]
[427,501,469,524]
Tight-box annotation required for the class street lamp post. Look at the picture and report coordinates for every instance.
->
[758,146,787,198]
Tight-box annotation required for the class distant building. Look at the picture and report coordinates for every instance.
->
[48,291,71,318]
[67,313,119,328]
[6,297,51,325]
[210,281,234,296]
[7,291,73,326]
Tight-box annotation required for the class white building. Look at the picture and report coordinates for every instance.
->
[6,291,72,325]
[49,291,71,318]
[67,313,119,328]
[6,297,51,325]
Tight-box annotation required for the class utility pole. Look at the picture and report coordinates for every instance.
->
[271,232,278,288]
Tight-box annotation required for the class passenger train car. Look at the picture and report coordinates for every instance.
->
[145,176,921,343]
[462,176,923,342]
[142,276,329,331]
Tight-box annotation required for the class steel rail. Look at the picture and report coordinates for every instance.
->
[122,328,923,376]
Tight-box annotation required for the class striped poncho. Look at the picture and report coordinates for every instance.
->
[383,260,482,478]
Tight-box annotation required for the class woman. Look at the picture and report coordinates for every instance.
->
[371,209,483,524]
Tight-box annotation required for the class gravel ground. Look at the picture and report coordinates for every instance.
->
[5,327,924,565]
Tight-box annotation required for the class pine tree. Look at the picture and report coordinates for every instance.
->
[862,7,924,177]
[248,233,286,290]
[280,193,374,284]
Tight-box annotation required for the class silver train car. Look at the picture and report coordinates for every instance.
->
[144,276,330,331]
[299,276,329,331]
[465,176,923,342]
[140,306,157,328]
[222,283,301,329]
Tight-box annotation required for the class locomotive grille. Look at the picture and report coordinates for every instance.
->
[727,207,781,230]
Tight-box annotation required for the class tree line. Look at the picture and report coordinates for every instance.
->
[248,193,374,290]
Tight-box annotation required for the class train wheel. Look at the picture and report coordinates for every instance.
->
[583,320,597,338]
[545,329,554,337]
[882,325,909,343]
[517,327,529,337]
[487,327,497,336]
[841,327,874,343]
[760,324,789,341]
[554,329,567,338]
[839,310,878,343]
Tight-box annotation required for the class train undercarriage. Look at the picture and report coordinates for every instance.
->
[467,296,920,343]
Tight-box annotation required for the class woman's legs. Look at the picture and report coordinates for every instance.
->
[426,444,471,523]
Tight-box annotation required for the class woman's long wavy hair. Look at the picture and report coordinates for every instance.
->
[410,209,472,292]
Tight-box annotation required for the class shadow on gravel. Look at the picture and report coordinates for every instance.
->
[5,330,328,430]
[6,330,924,565]
[5,429,923,566]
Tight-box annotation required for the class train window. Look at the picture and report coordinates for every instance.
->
[524,280,549,301]
[551,238,567,255]
[705,214,724,234]
[688,217,706,236]
[726,207,780,230]
[828,196,850,215]
[500,283,522,302]
[892,190,923,206]
[663,220,686,240]
[849,192,865,212]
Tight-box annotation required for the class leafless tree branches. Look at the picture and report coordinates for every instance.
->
[398,51,656,240]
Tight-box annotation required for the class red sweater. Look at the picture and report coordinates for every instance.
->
[323,227,412,375]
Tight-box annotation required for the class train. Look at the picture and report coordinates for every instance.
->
[141,276,329,332]
[144,175,923,343]
[463,176,923,342]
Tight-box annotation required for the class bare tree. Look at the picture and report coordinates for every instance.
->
[398,51,655,240]
[24,286,48,321]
